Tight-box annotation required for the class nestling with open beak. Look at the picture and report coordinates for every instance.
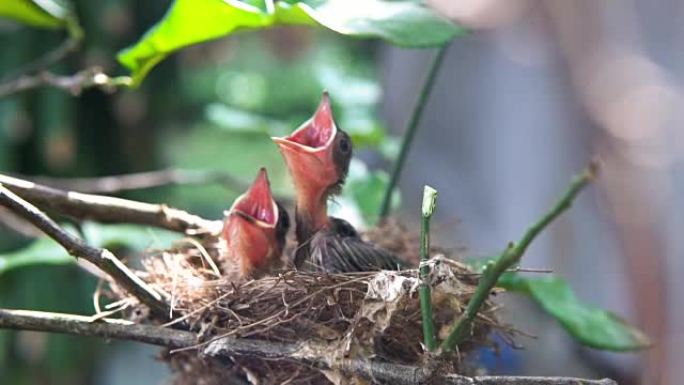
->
[221,168,290,279]
[272,92,407,272]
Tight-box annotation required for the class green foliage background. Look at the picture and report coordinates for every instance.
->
[0,1,647,384]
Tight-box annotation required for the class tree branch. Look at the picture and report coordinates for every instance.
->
[0,174,222,235]
[0,309,192,348]
[26,169,250,194]
[438,162,599,354]
[0,308,615,385]
[0,68,132,98]
[0,186,170,317]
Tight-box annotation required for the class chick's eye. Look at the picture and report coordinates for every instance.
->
[339,136,351,153]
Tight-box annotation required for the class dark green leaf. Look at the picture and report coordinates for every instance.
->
[118,0,464,85]
[466,257,650,351]
[519,277,651,351]
[0,0,67,29]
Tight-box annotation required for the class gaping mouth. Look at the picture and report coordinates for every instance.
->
[272,91,336,152]
[230,168,278,227]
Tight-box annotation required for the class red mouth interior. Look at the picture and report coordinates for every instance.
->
[234,169,276,225]
[286,97,334,148]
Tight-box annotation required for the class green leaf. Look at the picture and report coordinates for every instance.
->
[466,257,650,351]
[0,0,68,29]
[118,0,273,86]
[278,0,464,47]
[335,159,400,226]
[519,277,651,351]
[0,223,179,275]
[118,0,464,85]
[0,230,75,276]
[81,222,179,251]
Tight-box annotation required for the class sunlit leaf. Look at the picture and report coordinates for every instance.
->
[118,0,273,86]
[0,0,67,29]
[467,258,651,351]
[118,0,463,85]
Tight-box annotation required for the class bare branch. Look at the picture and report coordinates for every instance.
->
[26,169,249,194]
[205,338,616,385]
[0,309,193,348]
[0,174,222,235]
[0,185,170,317]
[0,308,616,385]
[0,68,132,98]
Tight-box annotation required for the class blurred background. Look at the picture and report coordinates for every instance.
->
[0,0,682,384]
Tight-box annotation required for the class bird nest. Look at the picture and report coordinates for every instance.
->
[107,222,507,385]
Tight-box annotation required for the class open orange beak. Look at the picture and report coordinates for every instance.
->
[271,92,340,192]
[222,168,282,276]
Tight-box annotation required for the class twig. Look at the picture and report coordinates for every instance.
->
[26,169,250,194]
[0,308,616,385]
[438,162,599,354]
[0,68,132,98]
[379,44,449,220]
[0,185,170,317]
[0,174,222,235]
[0,309,193,348]
[419,185,438,351]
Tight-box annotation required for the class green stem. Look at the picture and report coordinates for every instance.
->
[379,45,449,221]
[419,186,438,351]
[438,162,598,354]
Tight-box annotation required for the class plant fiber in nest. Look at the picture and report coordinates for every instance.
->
[109,223,505,384]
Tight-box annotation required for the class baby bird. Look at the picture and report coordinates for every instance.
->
[221,168,289,278]
[272,92,406,273]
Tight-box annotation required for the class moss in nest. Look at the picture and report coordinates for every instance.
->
[108,225,507,384]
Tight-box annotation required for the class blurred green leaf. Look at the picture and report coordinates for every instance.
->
[0,223,179,275]
[467,258,651,351]
[518,276,651,351]
[81,222,179,251]
[0,0,67,29]
[118,0,463,85]
[332,159,400,226]
[0,231,73,276]
[205,103,289,135]
[278,0,463,47]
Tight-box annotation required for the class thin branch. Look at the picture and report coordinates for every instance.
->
[26,169,250,194]
[0,309,192,348]
[0,308,615,385]
[205,336,615,385]
[419,185,438,351]
[438,162,599,354]
[379,44,449,220]
[0,68,132,98]
[0,174,222,235]
[0,186,170,317]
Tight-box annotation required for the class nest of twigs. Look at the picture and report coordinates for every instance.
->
[108,221,506,385]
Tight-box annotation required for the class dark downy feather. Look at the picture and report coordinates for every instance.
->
[304,217,408,273]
